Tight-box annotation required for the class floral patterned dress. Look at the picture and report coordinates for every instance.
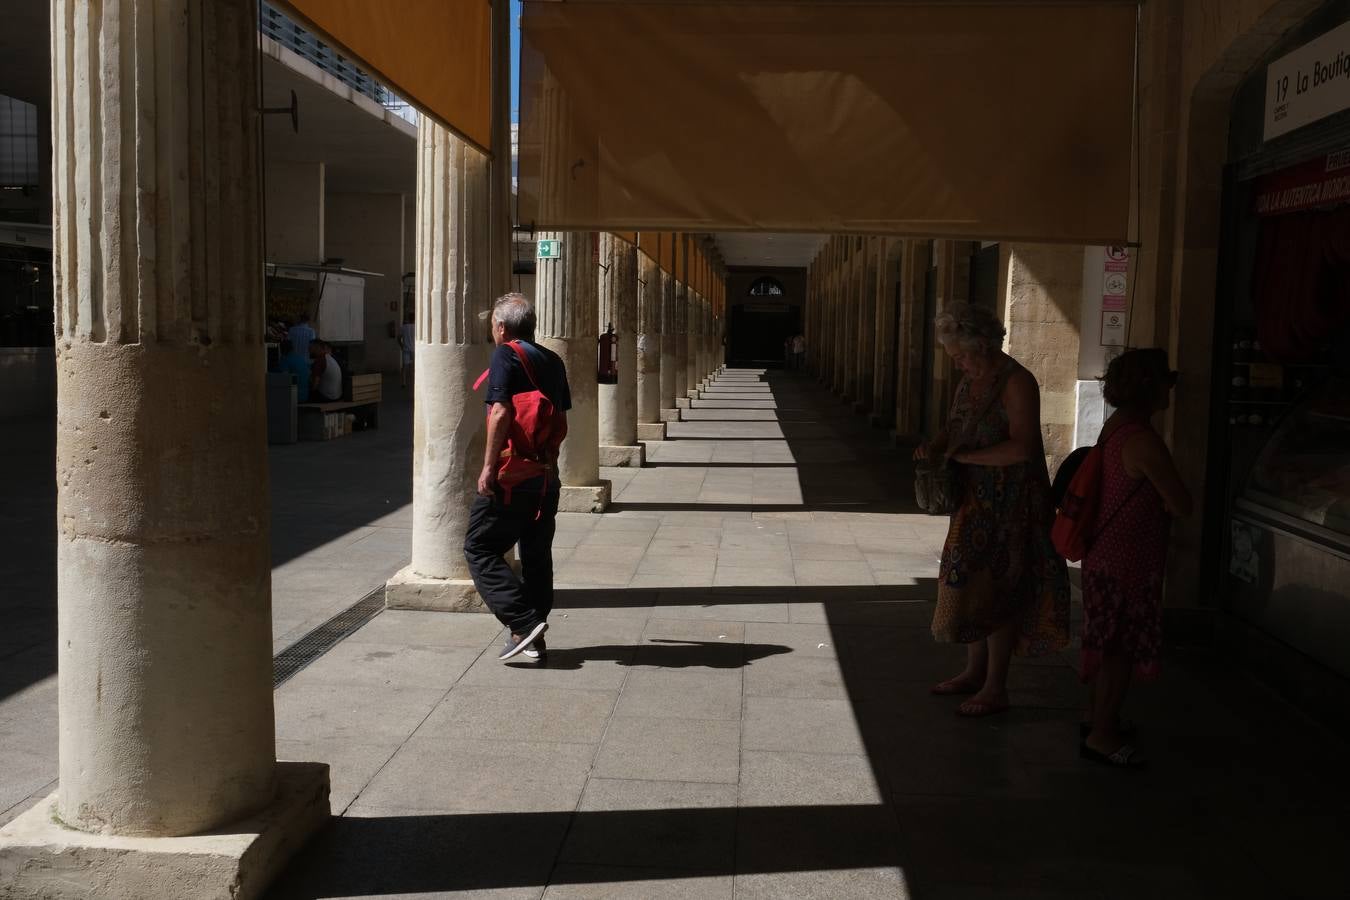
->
[1080,421,1169,681]
[931,358,1070,656]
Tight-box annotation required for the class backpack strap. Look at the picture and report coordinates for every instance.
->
[507,340,544,392]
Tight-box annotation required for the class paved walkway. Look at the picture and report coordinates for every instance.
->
[4,371,1348,898]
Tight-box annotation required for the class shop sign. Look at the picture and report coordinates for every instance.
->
[1265,19,1350,142]
[1253,149,1350,215]
[537,239,562,259]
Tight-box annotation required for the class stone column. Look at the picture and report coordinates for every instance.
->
[673,277,691,410]
[537,232,611,511]
[853,239,877,414]
[636,250,666,440]
[598,234,643,466]
[386,122,493,613]
[658,269,681,422]
[833,242,850,396]
[870,239,900,429]
[0,1,327,893]
[686,290,703,398]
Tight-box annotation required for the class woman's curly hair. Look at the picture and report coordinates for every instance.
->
[1101,348,1173,409]
[934,302,1006,355]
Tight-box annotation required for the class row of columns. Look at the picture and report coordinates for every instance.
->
[805,236,958,443]
[7,3,724,894]
[806,238,1088,470]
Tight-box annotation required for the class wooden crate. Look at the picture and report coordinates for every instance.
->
[344,373,383,404]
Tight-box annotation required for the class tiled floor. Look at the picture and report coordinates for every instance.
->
[5,370,1349,899]
[264,370,1350,899]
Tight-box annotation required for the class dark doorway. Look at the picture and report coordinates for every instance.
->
[729,303,800,366]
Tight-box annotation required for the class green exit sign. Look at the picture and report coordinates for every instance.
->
[537,239,562,260]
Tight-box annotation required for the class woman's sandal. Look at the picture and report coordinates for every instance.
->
[931,679,981,696]
[956,699,1010,717]
[1079,741,1148,769]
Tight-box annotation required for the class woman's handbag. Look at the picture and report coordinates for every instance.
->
[914,363,1015,516]
[914,457,957,515]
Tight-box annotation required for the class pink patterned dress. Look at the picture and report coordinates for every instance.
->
[1080,421,1171,681]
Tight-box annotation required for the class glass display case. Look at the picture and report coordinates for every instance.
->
[1243,375,1350,540]
[1230,375,1350,682]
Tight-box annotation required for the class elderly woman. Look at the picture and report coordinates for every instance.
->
[914,302,1069,716]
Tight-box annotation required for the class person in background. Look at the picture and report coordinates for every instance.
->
[277,339,310,403]
[309,340,343,402]
[792,333,806,370]
[399,311,416,389]
[915,302,1070,717]
[287,312,316,360]
[1079,349,1191,769]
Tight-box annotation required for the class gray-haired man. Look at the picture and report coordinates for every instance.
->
[464,294,572,662]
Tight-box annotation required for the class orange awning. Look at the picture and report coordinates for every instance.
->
[277,0,492,152]
[519,0,1137,243]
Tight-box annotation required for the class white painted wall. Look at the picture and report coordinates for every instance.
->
[264,160,324,264]
[324,191,405,374]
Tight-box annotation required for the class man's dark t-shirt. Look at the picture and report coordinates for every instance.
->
[485,340,571,493]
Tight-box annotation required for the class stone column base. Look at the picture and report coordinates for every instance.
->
[660,408,682,422]
[559,481,612,513]
[0,762,329,900]
[599,444,645,467]
[385,566,487,613]
[637,422,666,441]
[676,397,692,409]
[686,390,702,400]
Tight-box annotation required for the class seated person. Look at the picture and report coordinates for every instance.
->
[277,339,310,403]
[309,340,343,402]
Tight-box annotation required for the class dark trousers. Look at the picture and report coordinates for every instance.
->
[463,488,560,634]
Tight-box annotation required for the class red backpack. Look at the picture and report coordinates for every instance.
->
[473,341,568,505]
[1051,423,1147,562]
[1050,445,1105,562]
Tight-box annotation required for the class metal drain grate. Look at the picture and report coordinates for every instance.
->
[272,587,387,688]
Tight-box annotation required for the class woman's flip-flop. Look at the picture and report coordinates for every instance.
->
[931,679,980,696]
[956,699,1009,717]
[1080,741,1148,769]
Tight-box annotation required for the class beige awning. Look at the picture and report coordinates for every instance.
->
[519,1,1138,243]
[276,0,492,152]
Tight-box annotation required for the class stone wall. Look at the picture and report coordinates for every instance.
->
[265,160,324,264]
[324,191,408,373]
[1000,244,1084,472]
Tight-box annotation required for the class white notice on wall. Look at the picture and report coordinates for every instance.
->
[1266,20,1350,142]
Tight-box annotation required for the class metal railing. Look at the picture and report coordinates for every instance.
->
[259,2,418,126]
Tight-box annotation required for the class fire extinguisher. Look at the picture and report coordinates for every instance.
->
[597,323,618,384]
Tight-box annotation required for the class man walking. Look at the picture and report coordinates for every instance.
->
[464,293,571,662]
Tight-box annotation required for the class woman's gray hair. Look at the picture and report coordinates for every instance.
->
[492,293,536,340]
[935,302,1006,355]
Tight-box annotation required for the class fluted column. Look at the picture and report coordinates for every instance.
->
[598,234,643,466]
[658,268,681,421]
[833,242,849,395]
[672,276,691,410]
[387,121,494,613]
[686,290,703,398]
[636,249,666,440]
[1,2,328,893]
[537,232,610,511]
